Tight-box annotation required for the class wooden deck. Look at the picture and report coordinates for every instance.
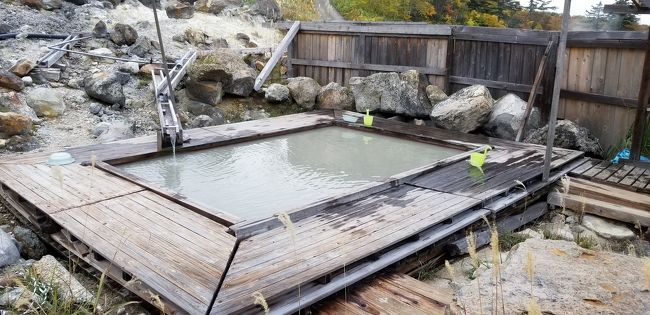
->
[569,157,650,192]
[0,110,583,314]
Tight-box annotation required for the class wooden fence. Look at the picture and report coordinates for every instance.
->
[280,22,647,150]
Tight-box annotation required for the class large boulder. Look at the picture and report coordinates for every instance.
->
[250,0,281,20]
[0,70,24,92]
[92,21,107,38]
[349,71,431,117]
[186,81,223,106]
[166,1,195,19]
[9,59,36,77]
[317,82,354,110]
[189,50,256,97]
[287,77,320,110]
[84,72,126,106]
[26,88,65,117]
[426,85,447,105]
[524,120,603,157]
[430,85,493,133]
[109,23,138,46]
[32,255,94,304]
[0,112,32,136]
[0,229,20,268]
[184,28,210,47]
[482,93,541,140]
[12,226,46,260]
[128,36,153,57]
[457,239,650,314]
[264,83,290,103]
[0,92,40,122]
[581,214,636,240]
[195,0,241,14]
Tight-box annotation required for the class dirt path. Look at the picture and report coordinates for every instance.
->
[315,0,344,21]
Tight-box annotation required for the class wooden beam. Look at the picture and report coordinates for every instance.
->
[274,21,451,36]
[560,89,643,108]
[291,58,447,76]
[631,28,650,161]
[254,21,300,91]
[448,76,542,94]
[543,0,572,181]
[516,40,554,142]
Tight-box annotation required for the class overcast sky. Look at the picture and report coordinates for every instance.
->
[549,0,650,24]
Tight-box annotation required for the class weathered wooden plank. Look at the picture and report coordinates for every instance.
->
[448,76,541,94]
[254,21,300,91]
[619,165,647,185]
[548,192,650,227]
[290,58,446,75]
[607,164,634,183]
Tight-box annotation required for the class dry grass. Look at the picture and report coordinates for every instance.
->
[277,0,319,21]
[466,230,483,314]
[444,260,456,284]
[252,291,269,314]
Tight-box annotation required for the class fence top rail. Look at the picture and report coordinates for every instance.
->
[274,21,647,42]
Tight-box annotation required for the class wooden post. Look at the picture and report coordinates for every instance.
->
[629,27,650,161]
[516,40,554,142]
[254,21,301,91]
[542,0,571,181]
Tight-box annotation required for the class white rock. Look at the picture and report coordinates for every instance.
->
[32,255,93,304]
[26,87,66,117]
[88,47,115,57]
[581,214,636,240]
[118,62,140,74]
[21,76,33,86]
[516,228,543,239]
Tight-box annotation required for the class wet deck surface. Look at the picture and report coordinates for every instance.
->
[0,111,583,314]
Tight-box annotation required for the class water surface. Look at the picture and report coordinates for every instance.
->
[119,127,463,221]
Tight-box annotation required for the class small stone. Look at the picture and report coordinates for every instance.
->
[236,32,250,42]
[88,47,115,57]
[184,28,210,46]
[89,103,103,115]
[0,112,32,136]
[42,0,62,10]
[264,83,289,102]
[581,214,636,240]
[21,76,33,86]
[12,226,46,260]
[165,1,195,19]
[93,21,108,38]
[9,59,36,77]
[32,255,94,304]
[516,228,543,239]
[0,287,25,307]
[118,62,140,74]
[26,87,65,117]
[110,23,138,46]
[0,229,20,267]
[0,70,25,91]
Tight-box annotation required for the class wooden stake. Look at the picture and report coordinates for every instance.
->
[543,0,572,182]
[516,40,554,142]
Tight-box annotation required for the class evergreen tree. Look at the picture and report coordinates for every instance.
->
[585,1,608,30]
[528,0,556,12]
[608,0,640,30]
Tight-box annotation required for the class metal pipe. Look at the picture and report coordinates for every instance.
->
[46,45,175,65]
[0,33,73,40]
[204,238,242,315]
[45,35,94,49]
[151,0,177,125]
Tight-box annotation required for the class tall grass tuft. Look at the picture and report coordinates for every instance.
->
[526,299,542,315]
[444,260,456,284]
[488,224,505,315]
[643,258,650,291]
[466,230,483,314]
[52,165,64,187]
[560,175,571,212]
[276,212,301,313]
[252,291,269,314]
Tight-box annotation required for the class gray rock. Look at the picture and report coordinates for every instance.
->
[26,88,65,117]
[89,103,103,115]
[94,120,135,142]
[93,21,108,38]
[9,59,36,77]
[22,76,33,86]
[186,81,223,106]
[515,228,543,239]
[264,83,290,103]
[483,93,540,140]
[242,109,270,121]
[287,77,320,110]
[250,0,281,20]
[581,214,636,240]
[0,92,39,122]
[33,255,94,304]
[0,70,24,91]
[184,28,210,47]
[109,23,138,46]
[0,229,20,268]
[88,47,115,57]
[425,85,447,105]
[189,50,256,97]
[0,287,25,307]
[194,0,241,14]
[190,114,223,128]
[236,32,250,42]
[524,120,604,157]
[430,85,493,133]
[12,226,46,260]
[178,89,219,116]
[84,72,126,106]
[0,112,32,136]
[350,71,431,117]
[317,82,354,110]
[128,36,153,57]
[458,239,650,315]
[0,23,11,34]
[118,62,140,74]
[42,0,62,10]
[5,135,39,152]
[166,1,195,19]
